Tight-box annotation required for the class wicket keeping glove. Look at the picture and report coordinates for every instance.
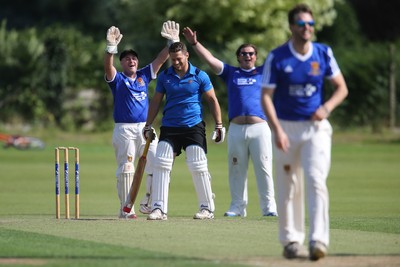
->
[212,124,226,144]
[161,20,180,47]
[142,125,156,141]
[106,26,123,54]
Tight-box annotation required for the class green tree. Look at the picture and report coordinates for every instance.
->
[0,21,46,124]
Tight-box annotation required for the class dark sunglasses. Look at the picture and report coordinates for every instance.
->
[295,20,315,27]
[240,52,255,57]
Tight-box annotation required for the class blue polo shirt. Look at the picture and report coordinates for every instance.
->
[156,63,213,127]
[107,64,154,123]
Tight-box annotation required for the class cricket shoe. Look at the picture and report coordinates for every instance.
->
[194,209,214,220]
[139,204,152,214]
[309,241,327,261]
[147,209,167,221]
[119,211,137,219]
[263,212,278,217]
[283,242,309,259]
[224,210,246,217]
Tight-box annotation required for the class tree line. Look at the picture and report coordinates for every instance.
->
[0,0,399,132]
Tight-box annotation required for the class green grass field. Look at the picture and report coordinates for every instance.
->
[0,129,399,267]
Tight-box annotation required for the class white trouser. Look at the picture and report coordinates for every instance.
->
[275,119,332,247]
[112,123,158,212]
[227,122,277,215]
[112,123,157,176]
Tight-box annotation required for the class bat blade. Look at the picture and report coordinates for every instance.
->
[122,131,155,213]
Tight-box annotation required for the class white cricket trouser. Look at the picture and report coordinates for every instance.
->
[112,123,157,176]
[112,123,157,212]
[227,122,277,215]
[274,119,332,247]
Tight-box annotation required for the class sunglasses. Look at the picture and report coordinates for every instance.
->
[240,52,255,57]
[295,20,315,27]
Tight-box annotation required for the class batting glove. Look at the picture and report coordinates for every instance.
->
[142,125,156,141]
[106,26,123,54]
[212,124,226,144]
[161,20,180,47]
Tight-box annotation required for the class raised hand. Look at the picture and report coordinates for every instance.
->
[106,26,123,54]
[161,20,180,46]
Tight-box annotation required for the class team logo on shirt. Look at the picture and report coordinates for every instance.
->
[237,78,256,85]
[137,77,145,87]
[132,91,147,101]
[289,83,316,97]
[309,61,320,76]
[284,65,293,73]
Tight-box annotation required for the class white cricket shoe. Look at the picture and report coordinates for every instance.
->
[147,209,167,221]
[193,209,214,220]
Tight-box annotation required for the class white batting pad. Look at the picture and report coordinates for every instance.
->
[185,145,215,212]
[144,136,158,174]
[151,141,173,214]
[117,172,134,213]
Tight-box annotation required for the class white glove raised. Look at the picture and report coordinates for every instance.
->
[106,26,123,54]
[212,124,226,144]
[161,20,180,47]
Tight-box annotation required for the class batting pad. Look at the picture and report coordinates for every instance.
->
[151,141,173,214]
[144,138,157,174]
[186,145,215,212]
[117,172,134,213]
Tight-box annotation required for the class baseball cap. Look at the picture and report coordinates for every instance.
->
[119,49,139,61]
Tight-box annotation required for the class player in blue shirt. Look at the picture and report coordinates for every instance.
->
[182,27,278,218]
[144,42,225,220]
[261,4,348,260]
[104,22,179,219]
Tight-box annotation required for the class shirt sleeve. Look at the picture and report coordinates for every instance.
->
[261,53,277,89]
[326,47,341,79]
[198,70,214,92]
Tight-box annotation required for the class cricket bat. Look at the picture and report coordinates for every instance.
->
[122,130,155,213]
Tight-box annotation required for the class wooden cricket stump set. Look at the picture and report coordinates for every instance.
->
[55,147,80,219]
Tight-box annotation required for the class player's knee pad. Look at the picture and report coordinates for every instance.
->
[154,141,174,171]
[122,155,135,174]
[185,145,208,173]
